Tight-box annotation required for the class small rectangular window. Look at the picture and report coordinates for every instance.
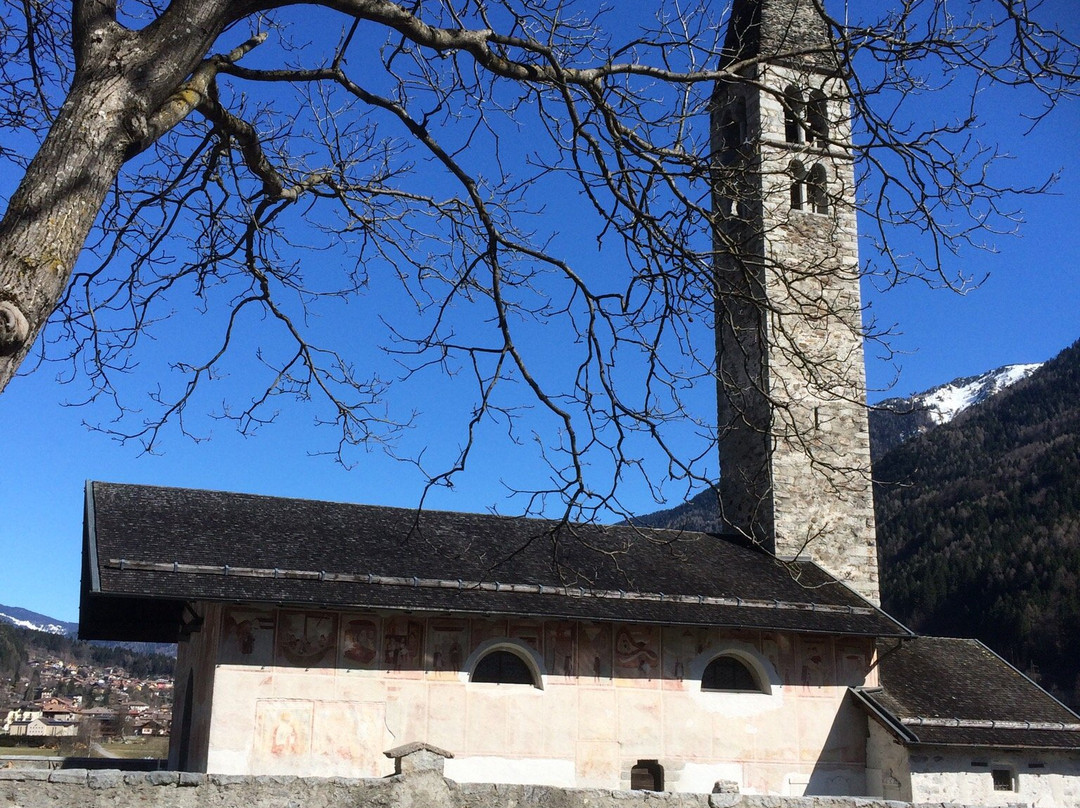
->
[992,767,1015,791]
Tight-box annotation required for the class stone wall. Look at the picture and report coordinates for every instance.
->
[0,767,1011,808]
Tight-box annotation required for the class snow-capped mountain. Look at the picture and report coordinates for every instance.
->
[869,362,1043,460]
[0,603,77,636]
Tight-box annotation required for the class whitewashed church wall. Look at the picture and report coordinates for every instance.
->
[195,603,877,796]
[908,747,1080,807]
[864,718,912,801]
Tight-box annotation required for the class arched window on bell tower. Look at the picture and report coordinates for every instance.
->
[808,163,829,214]
[789,160,806,210]
[807,89,829,145]
[784,85,805,143]
[720,95,748,160]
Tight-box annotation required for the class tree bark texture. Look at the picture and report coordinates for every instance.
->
[0,2,231,392]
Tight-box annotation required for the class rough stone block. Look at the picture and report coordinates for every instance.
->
[178,771,205,787]
[48,768,88,784]
[209,773,252,787]
[88,769,124,789]
[147,770,179,786]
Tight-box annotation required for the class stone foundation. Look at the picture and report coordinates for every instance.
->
[0,767,1037,808]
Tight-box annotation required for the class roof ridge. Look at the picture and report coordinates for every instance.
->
[900,717,1080,732]
[103,557,876,616]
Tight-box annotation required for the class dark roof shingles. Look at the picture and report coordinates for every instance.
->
[859,637,1080,750]
[84,482,909,637]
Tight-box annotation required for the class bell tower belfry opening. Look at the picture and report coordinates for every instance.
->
[712,0,880,604]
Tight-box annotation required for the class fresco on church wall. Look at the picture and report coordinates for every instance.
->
[838,644,871,686]
[213,605,863,694]
[508,620,543,652]
[220,606,276,665]
[383,617,425,671]
[613,624,660,678]
[662,626,712,687]
[428,618,468,672]
[340,616,380,669]
[253,700,312,772]
[470,618,507,648]
[276,611,337,667]
[577,622,612,681]
[796,636,833,691]
[544,621,577,676]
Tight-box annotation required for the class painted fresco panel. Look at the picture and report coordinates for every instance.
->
[206,604,871,793]
[276,611,337,667]
[428,618,469,674]
[613,624,660,680]
[508,619,543,654]
[545,621,577,677]
[252,699,313,774]
[470,618,507,650]
[576,622,612,681]
[220,606,276,666]
[310,700,388,776]
[662,626,713,688]
[796,636,834,693]
[340,616,380,670]
[383,617,424,671]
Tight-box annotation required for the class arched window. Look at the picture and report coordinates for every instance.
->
[471,648,538,686]
[789,160,806,210]
[808,163,829,214]
[807,90,829,145]
[723,97,747,151]
[784,86,805,143]
[631,760,664,791]
[702,655,763,692]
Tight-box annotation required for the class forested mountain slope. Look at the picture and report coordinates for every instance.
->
[875,339,1080,707]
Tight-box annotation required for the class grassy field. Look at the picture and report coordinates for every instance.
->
[0,745,58,757]
[0,737,168,760]
[100,738,169,759]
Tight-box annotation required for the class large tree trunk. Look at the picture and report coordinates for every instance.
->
[0,1,233,393]
[0,70,135,392]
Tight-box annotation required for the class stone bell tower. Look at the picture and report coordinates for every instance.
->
[712,0,879,603]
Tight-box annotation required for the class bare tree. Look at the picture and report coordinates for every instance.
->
[0,0,1076,520]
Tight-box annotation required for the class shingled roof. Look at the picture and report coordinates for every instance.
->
[853,637,1080,750]
[80,481,910,643]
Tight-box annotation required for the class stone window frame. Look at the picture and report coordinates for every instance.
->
[783,85,806,144]
[464,639,546,690]
[806,89,830,145]
[807,163,829,215]
[630,759,665,791]
[991,765,1017,792]
[789,159,807,210]
[700,653,769,694]
[692,644,775,697]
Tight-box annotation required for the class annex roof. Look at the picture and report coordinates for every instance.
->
[80,481,910,643]
[853,637,1080,751]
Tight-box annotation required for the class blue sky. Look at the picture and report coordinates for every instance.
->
[1,3,1078,623]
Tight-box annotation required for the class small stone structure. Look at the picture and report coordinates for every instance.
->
[385,741,453,775]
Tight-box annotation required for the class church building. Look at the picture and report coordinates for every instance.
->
[78,0,1080,803]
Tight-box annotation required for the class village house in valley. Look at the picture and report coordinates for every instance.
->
[77,0,1080,803]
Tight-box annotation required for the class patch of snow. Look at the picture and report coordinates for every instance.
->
[0,612,67,635]
[917,363,1043,425]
